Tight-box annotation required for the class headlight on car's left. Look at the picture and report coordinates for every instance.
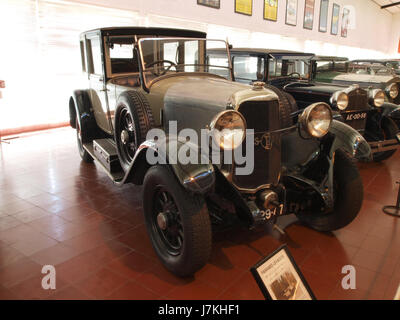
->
[331,91,349,110]
[210,110,246,150]
[299,103,332,138]
[369,89,385,107]
[387,83,399,99]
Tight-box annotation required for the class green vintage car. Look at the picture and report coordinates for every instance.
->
[69,27,370,276]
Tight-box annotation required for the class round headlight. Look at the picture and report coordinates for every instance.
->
[387,83,399,99]
[210,110,246,150]
[331,91,349,110]
[299,103,332,138]
[370,89,385,107]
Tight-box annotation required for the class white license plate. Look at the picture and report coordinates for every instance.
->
[345,112,367,121]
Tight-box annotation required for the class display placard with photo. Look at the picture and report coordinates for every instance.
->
[319,0,329,32]
[197,0,220,9]
[285,0,298,26]
[331,3,340,35]
[235,0,253,16]
[303,0,315,30]
[251,245,315,300]
[264,0,278,22]
[341,7,350,37]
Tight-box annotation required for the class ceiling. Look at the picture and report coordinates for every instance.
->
[372,0,400,14]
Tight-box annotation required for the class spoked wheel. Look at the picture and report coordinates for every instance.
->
[115,91,155,172]
[143,165,212,277]
[76,117,93,163]
[117,106,138,166]
[152,187,184,256]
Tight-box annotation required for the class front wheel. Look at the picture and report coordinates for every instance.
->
[143,165,212,277]
[296,149,363,232]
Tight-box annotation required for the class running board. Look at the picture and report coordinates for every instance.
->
[369,135,400,154]
[83,141,125,183]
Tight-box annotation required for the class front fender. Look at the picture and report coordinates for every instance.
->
[382,102,400,123]
[329,120,372,161]
[122,137,215,194]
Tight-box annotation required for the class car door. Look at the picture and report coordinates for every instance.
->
[86,34,113,135]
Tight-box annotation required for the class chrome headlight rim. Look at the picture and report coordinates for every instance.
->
[299,102,333,139]
[331,91,349,111]
[210,110,247,150]
[369,89,385,107]
[387,83,399,99]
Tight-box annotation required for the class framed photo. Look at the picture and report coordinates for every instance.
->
[251,245,315,300]
[331,3,340,35]
[264,0,278,22]
[235,0,253,16]
[341,7,350,37]
[285,0,298,26]
[319,0,329,33]
[197,0,220,9]
[303,0,315,30]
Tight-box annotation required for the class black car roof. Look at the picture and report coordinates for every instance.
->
[82,27,207,38]
[229,48,315,56]
[314,56,349,61]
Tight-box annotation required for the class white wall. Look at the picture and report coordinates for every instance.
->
[67,0,397,58]
[389,13,400,57]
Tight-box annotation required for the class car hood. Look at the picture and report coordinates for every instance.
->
[331,73,397,86]
[284,82,346,96]
[148,74,279,132]
[150,74,278,111]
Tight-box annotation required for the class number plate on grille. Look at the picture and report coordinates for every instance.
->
[345,112,367,122]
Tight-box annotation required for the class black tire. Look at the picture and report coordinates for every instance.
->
[296,149,363,232]
[76,117,93,163]
[371,116,399,162]
[143,165,212,277]
[263,84,293,128]
[115,91,155,172]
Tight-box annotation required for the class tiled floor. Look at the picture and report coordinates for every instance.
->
[0,128,400,300]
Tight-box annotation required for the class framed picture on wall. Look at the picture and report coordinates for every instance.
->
[319,0,329,32]
[264,0,278,22]
[235,0,253,16]
[251,245,315,300]
[197,0,220,9]
[331,3,340,35]
[303,0,315,30]
[341,7,350,37]
[285,0,298,26]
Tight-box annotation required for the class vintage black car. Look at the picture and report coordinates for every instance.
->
[208,48,400,161]
[69,27,370,276]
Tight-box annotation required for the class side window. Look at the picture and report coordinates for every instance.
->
[233,56,264,81]
[87,37,103,75]
[80,40,86,72]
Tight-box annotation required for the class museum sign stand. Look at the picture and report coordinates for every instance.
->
[382,180,400,218]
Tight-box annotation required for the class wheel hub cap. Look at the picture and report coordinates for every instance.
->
[121,130,130,145]
[157,212,168,230]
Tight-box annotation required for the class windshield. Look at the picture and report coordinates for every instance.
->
[138,38,231,86]
[348,63,394,76]
[268,58,311,80]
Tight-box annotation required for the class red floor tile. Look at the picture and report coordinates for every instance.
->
[75,268,128,299]
[106,281,159,300]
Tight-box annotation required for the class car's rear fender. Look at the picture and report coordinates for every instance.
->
[69,90,105,143]
[122,137,215,194]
